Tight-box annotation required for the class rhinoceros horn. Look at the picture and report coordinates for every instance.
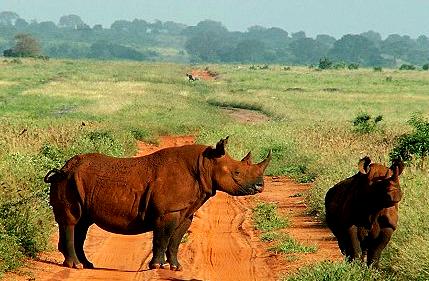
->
[257,150,272,171]
[241,151,252,164]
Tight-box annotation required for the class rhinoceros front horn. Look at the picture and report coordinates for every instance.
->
[257,150,272,171]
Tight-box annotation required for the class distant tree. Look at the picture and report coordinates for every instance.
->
[360,31,382,46]
[0,11,19,25]
[111,20,131,32]
[291,31,306,40]
[315,34,336,48]
[329,34,383,66]
[14,18,29,29]
[381,34,416,60]
[246,26,289,48]
[4,33,41,57]
[233,39,270,62]
[289,38,329,64]
[36,21,58,33]
[92,24,103,31]
[58,14,85,29]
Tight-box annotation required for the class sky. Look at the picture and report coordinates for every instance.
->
[2,0,429,38]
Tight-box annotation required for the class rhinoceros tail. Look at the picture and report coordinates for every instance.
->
[44,168,65,183]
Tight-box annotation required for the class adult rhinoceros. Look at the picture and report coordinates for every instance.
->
[44,137,271,271]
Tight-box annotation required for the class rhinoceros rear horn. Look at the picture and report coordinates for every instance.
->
[241,151,252,164]
[358,156,372,174]
[258,150,272,171]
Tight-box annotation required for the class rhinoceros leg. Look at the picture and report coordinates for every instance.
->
[61,224,83,269]
[149,212,180,270]
[166,215,193,271]
[345,226,361,261]
[367,227,393,267]
[74,217,94,269]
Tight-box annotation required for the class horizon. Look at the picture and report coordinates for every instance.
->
[2,0,429,39]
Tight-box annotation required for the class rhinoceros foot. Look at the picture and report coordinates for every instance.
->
[63,259,83,269]
[169,264,183,271]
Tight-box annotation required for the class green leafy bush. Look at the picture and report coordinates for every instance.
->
[423,63,429,71]
[319,57,333,70]
[352,112,383,134]
[399,64,416,70]
[390,113,429,165]
[348,63,359,70]
[373,66,383,72]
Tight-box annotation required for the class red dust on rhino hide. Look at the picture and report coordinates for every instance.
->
[44,137,271,271]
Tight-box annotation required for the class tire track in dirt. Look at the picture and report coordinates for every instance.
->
[4,136,341,281]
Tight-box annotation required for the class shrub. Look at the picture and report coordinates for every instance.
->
[319,57,333,70]
[389,113,429,166]
[423,63,429,71]
[399,64,416,70]
[348,63,359,70]
[352,112,383,134]
[373,66,383,72]
[333,62,346,70]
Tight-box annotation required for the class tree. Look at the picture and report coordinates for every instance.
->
[58,14,85,29]
[291,31,306,40]
[290,38,329,64]
[11,33,41,57]
[316,34,336,48]
[14,18,29,29]
[329,34,383,66]
[233,39,270,62]
[360,31,382,47]
[0,11,19,26]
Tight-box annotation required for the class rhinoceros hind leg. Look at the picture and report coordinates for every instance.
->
[166,215,193,271]
[75,218,94,269]
[61,224,83,269]
[149,212,180,270]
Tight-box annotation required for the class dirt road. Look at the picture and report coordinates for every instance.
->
[5,136,341,281]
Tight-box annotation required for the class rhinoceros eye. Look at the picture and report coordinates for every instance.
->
[233,170,241,176]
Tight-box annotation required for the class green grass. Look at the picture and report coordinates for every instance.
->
[0,59,428,280]
[269,233,317,255]
[252,202,289,231]
[283,260,395,281]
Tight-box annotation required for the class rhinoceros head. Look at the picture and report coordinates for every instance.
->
[203,137,271,196]
[358,157,404,206]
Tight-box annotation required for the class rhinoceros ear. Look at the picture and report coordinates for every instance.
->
[204,136,229,158]
[358,156,372,174]
[390,158,404,177]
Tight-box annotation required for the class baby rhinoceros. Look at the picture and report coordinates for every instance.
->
[44,137,271,271]
[325,157,404,267]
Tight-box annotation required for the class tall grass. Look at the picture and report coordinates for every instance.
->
[0,59,428,280]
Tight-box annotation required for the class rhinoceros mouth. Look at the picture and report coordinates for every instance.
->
[235,183,264,195]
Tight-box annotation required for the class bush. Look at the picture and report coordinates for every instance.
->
[373,66,383,72]
[348,63,359,70]
[333,62,346,70]
[399,64,416,70]
[352,112,383,134]
[389,113,429,165]
[423,63,429,71]
[319,57,333,70]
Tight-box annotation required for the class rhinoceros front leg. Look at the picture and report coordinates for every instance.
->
[166,215,193,271]
[149,212,180,270]
[367,227,393,267]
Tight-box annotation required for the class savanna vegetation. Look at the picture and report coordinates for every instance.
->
[0,58,428,280]
[1,10,429,67]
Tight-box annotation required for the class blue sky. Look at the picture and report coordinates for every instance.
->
[2,0,429,38]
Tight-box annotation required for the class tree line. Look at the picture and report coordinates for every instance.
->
[1,11,428,67]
